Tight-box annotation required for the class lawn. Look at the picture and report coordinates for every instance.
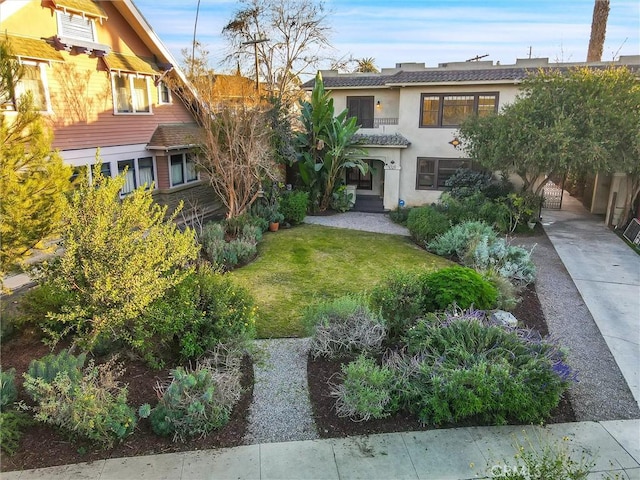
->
[229,224,452,338]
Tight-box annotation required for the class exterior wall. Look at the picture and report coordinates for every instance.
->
[330,88,400,135]
[605,173,633,227]
[590,172,612,215]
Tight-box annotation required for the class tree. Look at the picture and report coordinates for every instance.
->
[459,66,640,227]
[355,57,379,73]
[222,0,332,108]
[0,40,72,277]
[42,164,199,350]
[587,0,610,62]
[295,72,367,211]
[169,43,281,219]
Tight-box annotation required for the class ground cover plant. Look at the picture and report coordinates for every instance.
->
[229,224,452,337]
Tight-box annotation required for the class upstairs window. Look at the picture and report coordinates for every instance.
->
[158,82,171,104]
[57,11,96,42]
[420,93,498,127]
[113,73,151,114]
[11,63,51,112]
[346,96,374,128]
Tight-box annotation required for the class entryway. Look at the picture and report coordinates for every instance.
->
[347,159,386,213]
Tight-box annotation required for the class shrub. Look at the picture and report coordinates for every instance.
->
[0,368,17,409]
[444,168,493,199]
[389,206,411,226]
[23,356,136,448]
[147,353,242,442]
[330,355,398,421]
[304,296,386,359]
[422,266,498,311]
[199,222,258,270]
[407,206,450,246]
[392,311,573,425]
[369,270,428,341]
[279,190,308,225]
[0,410,32,455]
[427,221,496,259]
[224,213,257,238]
[330,185,353,213]
[484,270,521,311]
[26,350,86,396]
[16,282,76,336]
[464,237,536,285]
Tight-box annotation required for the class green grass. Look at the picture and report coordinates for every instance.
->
[229,224,452,338]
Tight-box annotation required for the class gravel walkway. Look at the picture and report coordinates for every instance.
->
[304,212,410,236]
[244,338,318,444]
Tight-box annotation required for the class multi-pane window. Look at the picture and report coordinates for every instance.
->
[117,157,155,195]
[170,153,198,187]
[158,82,171,104]
[9,63,50,111]
[346,96,374,128]
[416,158,473,190]
[420,93,498,127]
[113,73,151,113]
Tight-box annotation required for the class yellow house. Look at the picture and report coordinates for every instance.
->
[0,0,219,216]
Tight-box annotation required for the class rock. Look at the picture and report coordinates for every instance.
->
[490,310,518,328]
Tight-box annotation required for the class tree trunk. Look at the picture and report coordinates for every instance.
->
[587,0,610,62]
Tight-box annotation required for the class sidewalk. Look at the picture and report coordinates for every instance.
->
[3,420,639,479]
[541,194,640,407]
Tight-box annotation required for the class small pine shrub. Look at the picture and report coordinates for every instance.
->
[422,266,498,311]
[427,221,496,258]
[304,296,386,359]
[148,355,242,442]
[0,410,32,455]
[407,206,450,246]
[330,355,398,421]
[25,350,86,399]
[0,368,17,409]
[23,356,136,448]
[369,270,428,341]
[279,190,308,225]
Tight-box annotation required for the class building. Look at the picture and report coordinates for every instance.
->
[0,0,220,217]
[302,56,639,224]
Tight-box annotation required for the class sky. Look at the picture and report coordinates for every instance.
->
[133,0,640,75]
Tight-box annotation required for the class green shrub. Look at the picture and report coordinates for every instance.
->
[0,410,32,455]
[484,270,521,311]
[330,185,353,212]
[389,206,411,226]
[17,282,76,336]
[279,190,308,225]
[304,296,386,359]
[26,350,86,398]
[224,213,257,238]
[199,222,258,270]
[330,355,398,421]
[369,270,428,341]
[427,221,496,258]
[464,237,536,285]
[444,168,493,199]
[0,368,17,409]
[407,206,450,246]
[147,355,242,442]
[23,356,136,448]
[394,311,573,425]
[422,266,498,311]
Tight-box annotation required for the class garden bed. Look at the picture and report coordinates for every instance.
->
[307,283,576,439]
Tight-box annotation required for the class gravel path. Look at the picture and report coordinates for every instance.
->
[304,212,410,236]
[244,338,319,444]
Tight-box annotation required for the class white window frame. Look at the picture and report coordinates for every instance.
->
[56,11,97,42]
[12,61,52,113]
[158,81,172,105]
[111,73,152,114]
[117,157,157,196]
[169,152,199,187]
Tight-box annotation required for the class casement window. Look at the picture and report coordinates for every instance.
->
[57,11,97,42]
[118,157,155,195]
[170,153,198,187]
[113,73,151,113]
[416,158,473,190]
[420,93,498,127]
[158,81,172,104]
[5,63,51,112]
[346,96,374,128]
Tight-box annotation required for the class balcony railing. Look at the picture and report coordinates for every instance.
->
[373,118,399,128]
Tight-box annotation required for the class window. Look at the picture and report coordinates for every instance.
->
[158,82,171,104]
[170,153,198,187]
[113,73,151,113]
[416,158,472,190]
[118,157,155,195]
[346,96,374,128]
[420,93,498,127]
[57,12,96,41]
[7,63,50,112]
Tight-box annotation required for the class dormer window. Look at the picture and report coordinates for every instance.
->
[57,11,96,42]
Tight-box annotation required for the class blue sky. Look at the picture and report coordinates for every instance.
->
[134,0,639,72]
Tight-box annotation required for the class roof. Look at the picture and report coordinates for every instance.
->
[103,52,160,75]
[2,34,64,62]
[51,0,107,19]
[146,124,203,150]
[353,133,411,147]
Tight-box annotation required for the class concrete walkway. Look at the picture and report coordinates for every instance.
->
[4,207,640,479]
[541,194,640,408]
[3,420,638,479]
